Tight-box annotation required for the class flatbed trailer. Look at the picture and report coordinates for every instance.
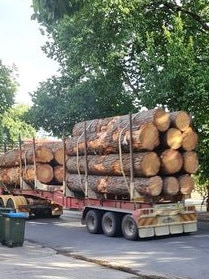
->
[0,181,197,240]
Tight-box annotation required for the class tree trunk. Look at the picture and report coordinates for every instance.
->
[66,152,161,177]
[0,149,20,168]
[169,111,191,131]
[178,174,195,195]
[66,123,159,155]
[182,151,199,174]
[54,148,64,165]
[72,108,170,137]
[54,165,63,184]
[22,164,54,184]
[182,127,198,151]
[66,173,163,197]
[160,149,183,174]
[22,145,54,164]
[0,145,54,168]
[161,128,183,149]
[0,164,54,185]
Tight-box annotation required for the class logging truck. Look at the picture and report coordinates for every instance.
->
[0,109,198,240]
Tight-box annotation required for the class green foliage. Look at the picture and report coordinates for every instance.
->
[1,104,36,146]
[0,60,16,117]
[30,1,209,194]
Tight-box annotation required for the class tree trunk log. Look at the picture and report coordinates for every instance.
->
[54,148,64,165]
[161,128,183,149]
[66,173,163,197]
[54,165,63,184]
[22,164,54,184]
[169,111,191,131]
[0,164,54,185]
[72,108,170,137]
[182,127,198,151]
[22,145,54,164]
[0,145,54,168]
[178,174,195,195]
[162,177,180,196]
[66,152,160,177]
[0,167,20,185]
[160,149,183,174]
[66,123,159,155]
[0,149,20,168]
[182,151,199,174]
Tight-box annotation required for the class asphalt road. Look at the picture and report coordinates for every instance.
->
[25,210,209,279]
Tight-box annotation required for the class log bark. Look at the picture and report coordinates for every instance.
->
[72,108,170,137]
[162,177,180,196]
[0,145,54,168]
[66,123,160,156]
[0,149,20,168]
[66,173,163,197]
[160,149,183,174]
[161,128,183,149]
[182,127,198,151]
[0,167,20,185]
[178,174,195,195]
[182,151,199,174]
[66,152,161,177]
[169,111,191,131]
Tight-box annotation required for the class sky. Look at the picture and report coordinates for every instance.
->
[0,0,59,105]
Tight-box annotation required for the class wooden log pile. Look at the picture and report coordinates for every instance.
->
[0,109,199,203]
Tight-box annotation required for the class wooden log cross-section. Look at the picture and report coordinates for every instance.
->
[66,152,161,177]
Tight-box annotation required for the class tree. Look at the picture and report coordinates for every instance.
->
[1,104,36,151]
[0,60,16,117]
[30,0,209,201]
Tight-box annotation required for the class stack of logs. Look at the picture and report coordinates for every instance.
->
[0,108,199,203]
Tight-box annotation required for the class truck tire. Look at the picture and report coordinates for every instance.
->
[86,210,102,234]
[102,212,121,237]
[122,214,138,241]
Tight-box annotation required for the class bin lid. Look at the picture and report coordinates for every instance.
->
[3,212,28,218]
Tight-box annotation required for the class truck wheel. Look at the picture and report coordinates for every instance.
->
[102,212,121,237]
[86,210,102,234]
[122,215,138,241]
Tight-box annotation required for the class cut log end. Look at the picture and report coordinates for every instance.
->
[183,151,199,174]
[154,109,170,132]
[182,127,198,151]
[160,149,183,174]
[170,111,191,131]
[178,175,195,195]
[163,177,180,196]
[164,128,183,149]
[140,152,161,177]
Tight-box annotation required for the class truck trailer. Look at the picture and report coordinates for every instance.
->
[0,109,198,240]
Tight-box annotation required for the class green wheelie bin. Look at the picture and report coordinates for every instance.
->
[2,212,28,248]
[0,208,15,243]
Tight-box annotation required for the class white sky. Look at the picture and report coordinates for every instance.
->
[0,0,59,105]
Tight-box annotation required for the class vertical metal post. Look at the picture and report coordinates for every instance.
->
[19,134,23,189]
[63,132,67,197]
[84,121,88,198]
[32,136,37,189]
[129,113,134,201]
